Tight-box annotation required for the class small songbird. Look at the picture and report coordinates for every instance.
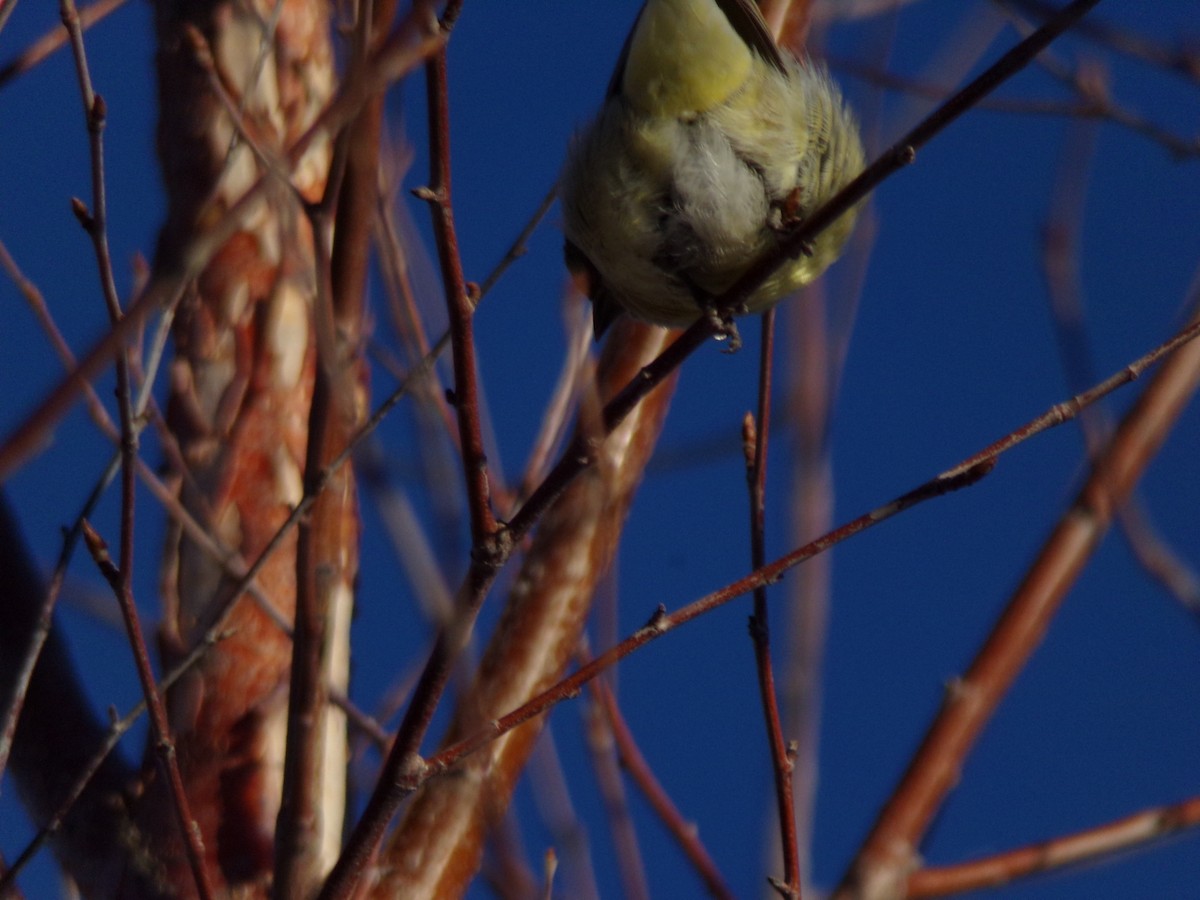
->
[560,0,865,337]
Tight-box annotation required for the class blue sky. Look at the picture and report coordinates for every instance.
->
[2,1,1200,897]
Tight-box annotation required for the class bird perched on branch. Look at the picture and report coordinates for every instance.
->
[560,0,865,338]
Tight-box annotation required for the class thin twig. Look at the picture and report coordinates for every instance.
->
[907,794,1200,897]
[61,0,212,891]
[81,522,214,900]
[418,46,496,544]
[373,174,469,507]
[0,0,126,88]
[1115,501,1200,615]
[476,182,558,301]
[1,616,373,890]
[743,312,801,899]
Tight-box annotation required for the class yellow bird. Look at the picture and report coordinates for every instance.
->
[560,0,865,337]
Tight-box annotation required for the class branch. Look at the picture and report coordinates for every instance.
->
[61,0,213,890]
[907,794,1200,897]
[0,0,126,88]
[743,313,802,899]
[836,309,1200,897]
[81,523,214,899]
[417,45,496,544]
[275,0,388,887]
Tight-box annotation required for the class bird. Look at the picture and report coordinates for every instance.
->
[559,0,865,338]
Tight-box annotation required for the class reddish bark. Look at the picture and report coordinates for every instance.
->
[129,0,343,894]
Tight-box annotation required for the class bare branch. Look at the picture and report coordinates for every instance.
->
[743,313,802,899]
[908,794,1200,897]
[836,311,1200,897]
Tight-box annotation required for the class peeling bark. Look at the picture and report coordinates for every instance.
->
[131,0,349,894]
